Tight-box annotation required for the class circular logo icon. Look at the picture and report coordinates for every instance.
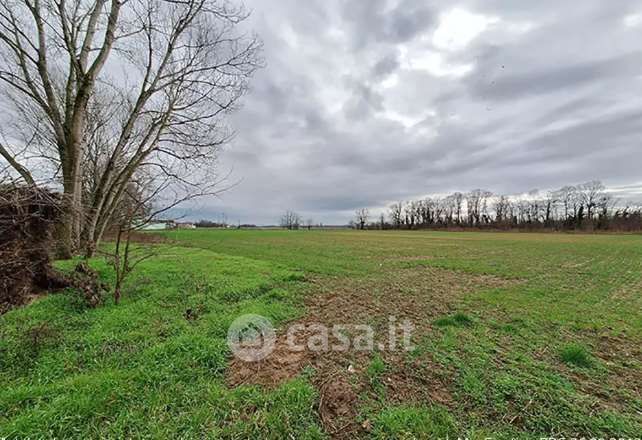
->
[227,314,276,362]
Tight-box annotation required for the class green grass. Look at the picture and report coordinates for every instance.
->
[559,343,594,368]
[2,229,641,438]
[0,245,322,438]
[366,353,387,397]
[434,312,474,328]
[371,404,457,439]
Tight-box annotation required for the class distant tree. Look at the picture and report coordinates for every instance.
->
[416,199,429,226]
[554,185,578,224]
[355,208,369,230]
[480,191,493,224]
[494,195,512,225]
[404,202,418,229]
[593,191,615,229]
[389,202,404,229]
[431,198,447,224]
[576,204,585,228]
[578,181,606,221]
[466,190,491,226]
[305,218,314,230]
[526,190,541,224]
[280,210,301,230]
[452,192,464,225]
[442,196,457,225]
[543,191,557,226]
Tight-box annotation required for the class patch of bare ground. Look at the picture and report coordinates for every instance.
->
[227,267,518,437]
[382,355,453,406]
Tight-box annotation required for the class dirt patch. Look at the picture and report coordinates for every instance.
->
[381,355,454,407]
[227,266,518,437]
[318,373,360,435]
[228,331,314,387]
[305,268,515,323]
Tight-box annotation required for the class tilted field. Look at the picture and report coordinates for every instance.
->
[1,230,641,438]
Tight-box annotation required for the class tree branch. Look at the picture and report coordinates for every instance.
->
[0,142,36,185]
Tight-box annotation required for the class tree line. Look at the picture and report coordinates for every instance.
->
[352,181,642,231]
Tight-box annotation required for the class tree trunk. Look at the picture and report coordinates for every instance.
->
[59,140,84,258]
[59,191,78,259]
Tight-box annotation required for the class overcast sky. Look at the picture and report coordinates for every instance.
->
[181,0,642,225]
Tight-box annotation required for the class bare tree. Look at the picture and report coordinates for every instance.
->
[416,199,430,226]
[107,188,155,304]
[555,185,579,224]
[596,192,615,229]
[0,0,262,256]
[494,195,511,225]
[578,181,606,221]
[442,195,457,225]
[388,202,403,228]
[543,191,557,226]
[355,208,369,230]
[434,198,446,225]
[466,190,491,226]
[364,181,635,231]
[480,190,493,224]
[526,189,541,224]
[452,192,463,225]
[403,201,417,229]
[280,210,301,230]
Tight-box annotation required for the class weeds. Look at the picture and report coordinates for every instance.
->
[434,312,474,328]
[367,353,387,396]
[560,343,593,368]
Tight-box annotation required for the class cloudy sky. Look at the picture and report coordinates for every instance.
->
[183,0,642,225]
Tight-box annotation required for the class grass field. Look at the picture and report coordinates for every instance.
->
[1,230,641,438]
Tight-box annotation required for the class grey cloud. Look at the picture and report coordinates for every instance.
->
[372,53,400,77]
[173,0,642,225]
[341,0,435,48]
[509,109,642,165]
[468,52,642,101]
[383,0,435,42]
[343,83,384,120]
